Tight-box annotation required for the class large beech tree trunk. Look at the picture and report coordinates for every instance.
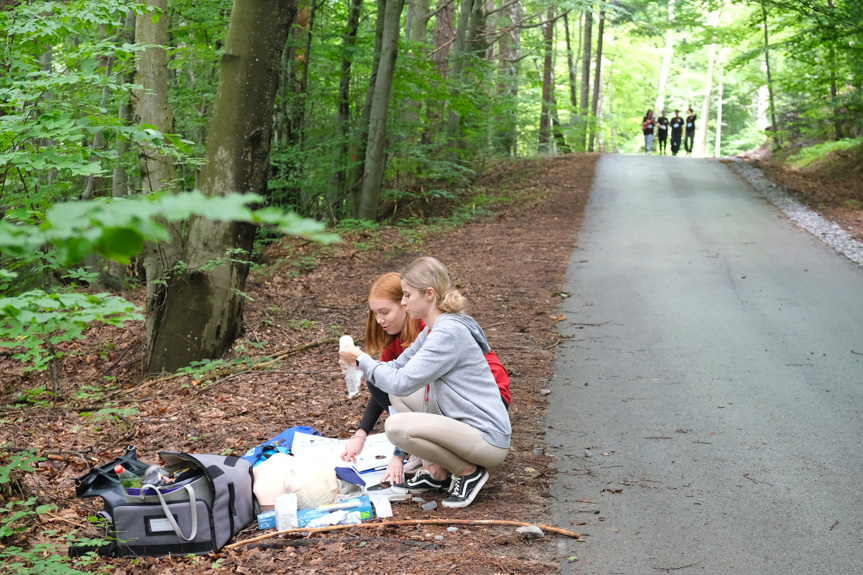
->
[356,0,405,220]
[146,0,295,374]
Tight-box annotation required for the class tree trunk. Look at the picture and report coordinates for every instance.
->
[285,0,311,148]
[606,57,617,151]
[331,0,363,213]
[356,0,405,221]
[495,0,519,156]
[538,6,554,153]
[825,0,843,140]
[759,0,777,136]
[694,41,715,157]
[446,0,482,156]
[551,94,570,153]
[348,0,386,211]
[112,8,136,200]
[713,48,727,158]
[134,0,184,367]
[579,9,592,151]
[654,0,675,113]
[596,63,605,151]
[146,0,295,374]
[401,0,431,132]
[426,0,455,145]
[588,1,605,152]
[82,24,114,201]
[563,13,577,111]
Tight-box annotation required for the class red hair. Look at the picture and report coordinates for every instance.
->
[364,273,423,356]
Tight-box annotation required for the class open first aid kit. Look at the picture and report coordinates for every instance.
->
[72,447,254,558]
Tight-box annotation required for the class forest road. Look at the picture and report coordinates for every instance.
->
[546,154,863,574]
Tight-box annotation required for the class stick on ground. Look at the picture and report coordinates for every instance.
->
[225,518,582,550]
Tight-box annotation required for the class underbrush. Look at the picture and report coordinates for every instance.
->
[785,137,863,170]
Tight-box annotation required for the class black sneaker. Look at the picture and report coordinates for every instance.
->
[390,468,452,494]
[442,466,489,508]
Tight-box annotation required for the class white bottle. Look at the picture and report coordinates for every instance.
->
[339,335,361,399]
[275,492,298,531]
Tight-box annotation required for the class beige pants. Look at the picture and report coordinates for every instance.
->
[384,408,509,476]
[389,387,433,416]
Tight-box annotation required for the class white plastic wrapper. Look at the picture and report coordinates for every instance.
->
[339,335,362,399]
[305,509,363,528]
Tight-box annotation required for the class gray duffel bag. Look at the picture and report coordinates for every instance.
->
[107,451,254,557]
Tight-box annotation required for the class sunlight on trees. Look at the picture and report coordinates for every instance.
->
[1,0,860,377]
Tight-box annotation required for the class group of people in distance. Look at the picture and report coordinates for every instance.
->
[337,257,511,509]
[641,108,697,156]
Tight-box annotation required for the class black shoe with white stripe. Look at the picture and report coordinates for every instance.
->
[390,468,452,494]
[442,466,489,508]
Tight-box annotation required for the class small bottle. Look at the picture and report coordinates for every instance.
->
[114,464,142,489]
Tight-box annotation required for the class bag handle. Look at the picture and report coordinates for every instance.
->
[142,483,197,541]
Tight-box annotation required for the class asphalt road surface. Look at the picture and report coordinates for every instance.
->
[548,154,863,574]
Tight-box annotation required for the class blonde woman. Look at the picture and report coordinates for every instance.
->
[339,258,511,508]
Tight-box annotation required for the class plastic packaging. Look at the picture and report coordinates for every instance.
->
[114,464,142,489]
[339,335,362,399]
[274,492,298,531]
[305,509,363,529]
[142,465,171,487]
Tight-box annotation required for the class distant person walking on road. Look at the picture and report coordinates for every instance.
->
[656,110,669,155]
[684,107,697,155]
[642,110,655,154]
[669,109,683,156]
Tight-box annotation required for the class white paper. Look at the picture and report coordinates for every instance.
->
[291,431,396,473]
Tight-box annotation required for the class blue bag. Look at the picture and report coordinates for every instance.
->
[240,425,319,467]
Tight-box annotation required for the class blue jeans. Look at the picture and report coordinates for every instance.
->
[644,133,654,153]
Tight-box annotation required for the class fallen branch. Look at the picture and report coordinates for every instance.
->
[248,535,436,551]
[226,518,581,550]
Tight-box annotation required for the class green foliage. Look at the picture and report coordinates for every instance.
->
[0,0,187,211]
[0,290,142,372]
[0,191,337,374]
[0,450,99,574]
[0,191,337,267]
[786,137,863,169]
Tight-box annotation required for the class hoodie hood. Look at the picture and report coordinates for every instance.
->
[438,313,491,354]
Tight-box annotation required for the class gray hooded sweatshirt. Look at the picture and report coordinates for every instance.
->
[357,313,511,449]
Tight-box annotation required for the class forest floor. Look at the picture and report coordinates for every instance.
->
[746,143,863,240]
[2,149,861,574]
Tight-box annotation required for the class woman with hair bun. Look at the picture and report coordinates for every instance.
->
[339,257,511,508]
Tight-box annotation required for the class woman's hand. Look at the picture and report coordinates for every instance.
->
[381,455,405,486]
[338,343,362,367]
[340,431,367,462]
